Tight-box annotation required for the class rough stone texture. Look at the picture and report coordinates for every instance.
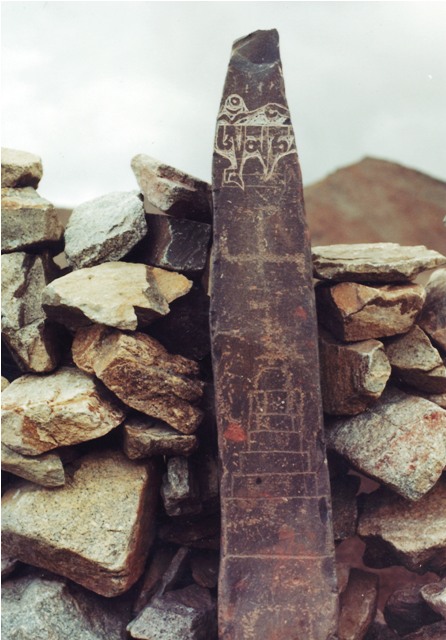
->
[158,513,220,550]
[2,251,60,372]
[420,580,446,618]
[1,443,65,486]
[384,584,443,635]
[326,388,446,501]
[385,325,446,393]
[127,584,217,640]
[72,324,204,433]
[191,550,219,589]
[358,478,446,575]
[1,450,160,597]
[418,269,446,352]
[211,29,338,640]
[126,213,211,275]
[1,147,43,188]
[1,554,19,579]
[404,621,446,639]
[338,568,379,640]
[1,367,126,456]
[363,622,400,640]
[312,243,446,283]
[131,154,212,223]
[161,457,202,517]
[64,191,147,269]
[331,474,360,542]
[123,416,198,460]
[417,391,446,409]
[42,261,192,331]
[155,546,191,597]
[2,574,130,639]
[316,281,426,342]
[134,546,177,614]
[1,187,64,254]
[319,329,391,415]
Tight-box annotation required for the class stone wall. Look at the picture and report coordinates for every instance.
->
[2,148,446,639]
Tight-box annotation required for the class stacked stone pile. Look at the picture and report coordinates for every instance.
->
[2,148,446,639]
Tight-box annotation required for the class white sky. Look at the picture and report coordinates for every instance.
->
[2,1,446,207]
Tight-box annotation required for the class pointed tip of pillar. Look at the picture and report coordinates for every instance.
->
[232,29,280,65]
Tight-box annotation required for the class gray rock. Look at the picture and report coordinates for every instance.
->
[418,269,446,352]
[161,457,202,517]
[1,443,65,486]
[1,147,43,188]
[64,191,147,269]
[190,550,219,589]
[123,416,198,460]
[404,621,446,639]
[1,375,10,390]
[420,580,446,618]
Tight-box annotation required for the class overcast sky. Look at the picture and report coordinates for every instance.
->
[2,1,446,208]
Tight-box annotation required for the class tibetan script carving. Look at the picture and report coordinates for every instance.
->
[210,30,339,640]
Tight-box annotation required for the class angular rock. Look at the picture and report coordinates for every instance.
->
[358,478,446,575]
[316,281,426,342]
[43,261,192,331]
[64,191,147,269]
[326,388,446,501]
[131,154,212,223]
[1,443,65,486]
[72,324,203,433]
[1,450,160,596]
[404,621,446,639]
[312,243,446,283]
[126,213,211,275]
[384,584,443,635]
[161,457,202,517]
[1,574,130,639]
[155,546,191,597]
[319,329,391,415]
[2,251,60,372]
[418,269,446,352]
[420,580,446,618]
[331,474,360,542]
[191,550,219,589]
[134,546,178,614]
[385,325,446,393]
[1,367,126,456]
[127,584,217,640]
[158,513,221,550]
[123,416,198,460]
[338,568,379,640]
[1,147,43,188]
[1,187,63,254]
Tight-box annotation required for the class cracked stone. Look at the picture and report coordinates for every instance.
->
[123,415,198,460]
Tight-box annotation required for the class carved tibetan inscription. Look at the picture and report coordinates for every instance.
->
[210,30,338,640]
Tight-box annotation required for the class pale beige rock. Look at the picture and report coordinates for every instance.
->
[316,281,426,342]
[1,449,160,597]
[42,261,192,330]
[418,392,446,409]
[1,443,65,486]
[319,330,391,415]
[312,243,446,283]
[358,478,446,575]
[418,269,446,352]
[338,568,379,640]
[1,147,43,188]
[1,187,63,254]
[1,367,126,456]
[326,388,446,501]
[385,325,446,393]
[2,375,10,390]
[420,580,446,618]
[72,325,204,433]
[123,416,198,460]
[2,252,60,372]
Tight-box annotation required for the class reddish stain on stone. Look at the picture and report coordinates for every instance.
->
[224,421,247,443]
[294,306,308,320]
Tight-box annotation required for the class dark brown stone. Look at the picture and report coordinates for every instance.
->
[418,269,446,353]
[384,584,443,636]
[158,513,220,550]
[210,29,338,640]
[338,568,379,640]
[331,474,360,543]
[191,550,220,589]
[404,621,446,640]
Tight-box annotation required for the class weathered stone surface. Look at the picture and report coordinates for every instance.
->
[415,391,446,409]
[384,584,443,635]
[1,367,126,456]
[331,474,360,542]
[404,621,446,639]
[161,457,201,517]
[312,243,446,283]
[2,574,130,639]
[155,546,191,597]
[363,622,400,640]
[131,154,212,223]
[385,325,446,393]
[1,375,10,390]
[420,580,446,618]
[1,450,160,596]
[64,191,147,269]
[319,329,391,415]
[134,546,177,614]
[1,187,63,254]
[127,584,217,640]
[418,269,446,352]
[42,261,192,331]
[191,550,219,589]
[358,478,446,575]
[72,324,204,433]
[326,388,446,501]
[1,554,19,578]
[338,568,379,640]
[211,29,338,640]
[158,513,220,550]
[1,147,43,188]
[123,416,198,460]
[316,281,426,342]
[2,251,60,372]
[126,213,211,275]
[1,443,65,486]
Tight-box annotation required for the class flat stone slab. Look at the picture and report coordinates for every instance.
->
[418,269,446,352]
[64,190,148,269]
[1,367,126,456]
[1,187,63,254]
[326,388,446,501]
[1,147,43,188]
[312,243,446,283]
[338,569,379,640]
[123,416,198,460]
[1,450,160,596]
[1,443,65,487]
[42,261,192,330]
[161,456,201,517]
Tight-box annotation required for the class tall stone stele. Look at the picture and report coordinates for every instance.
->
[210,30,339,640]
